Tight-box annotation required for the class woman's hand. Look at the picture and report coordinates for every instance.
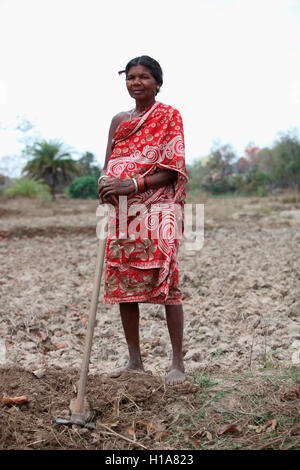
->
[98,177,118,206]
[98,177,135,205]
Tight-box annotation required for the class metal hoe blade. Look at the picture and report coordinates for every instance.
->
[54,417,96,430]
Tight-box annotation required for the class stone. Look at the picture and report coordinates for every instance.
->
[289,303,300,319]
[291,340,300,365]
[33,368,45,379]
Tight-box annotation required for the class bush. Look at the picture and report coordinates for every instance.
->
[4,176,51,200]
[244,171,272,196]
[227,174,244,192]
[67,175,99,199]
[210,178,231,194]
[256,185,268,197]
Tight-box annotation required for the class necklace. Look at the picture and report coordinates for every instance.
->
[128,102,155,120]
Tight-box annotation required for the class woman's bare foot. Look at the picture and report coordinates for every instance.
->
[165,367,186,385]
[109,362,144,378]
[111,303,144,378]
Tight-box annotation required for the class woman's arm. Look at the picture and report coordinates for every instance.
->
[98,113,178,202]
[99,113,127,204]
[145,169,177,190]
[98,169,178,202]
[101,113,127,176]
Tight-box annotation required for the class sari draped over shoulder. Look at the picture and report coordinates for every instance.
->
[104,102,188,305]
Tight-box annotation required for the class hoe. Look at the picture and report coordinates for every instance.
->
[55,218,107,429]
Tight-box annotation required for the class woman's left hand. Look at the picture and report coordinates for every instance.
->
[98,177,135,203]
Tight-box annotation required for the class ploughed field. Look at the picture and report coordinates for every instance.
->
[0,194,299,450]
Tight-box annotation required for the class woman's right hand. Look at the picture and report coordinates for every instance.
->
[98,177,118,206]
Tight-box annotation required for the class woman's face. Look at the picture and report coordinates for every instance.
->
[126,64,158,102]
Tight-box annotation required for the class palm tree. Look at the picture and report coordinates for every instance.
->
[23,139,79,200]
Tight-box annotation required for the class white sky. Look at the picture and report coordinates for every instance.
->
[0,0,300,176]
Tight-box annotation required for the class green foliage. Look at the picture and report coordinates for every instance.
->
[228,174,244,192]
[244,171,272,196]
[186,129,300,197]
[187,143,237,195]
[4,176,51,200]
[272,130,300,187]
[67,175,99,199]
[23,139,79,199]
[76,151,101,179]
[209,178,228,194]
[190,372,219,389]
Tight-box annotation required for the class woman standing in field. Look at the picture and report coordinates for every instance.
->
[98,56,188,385]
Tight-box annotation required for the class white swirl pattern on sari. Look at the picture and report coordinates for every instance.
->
[104,102,188,305]
[107,135,185,178]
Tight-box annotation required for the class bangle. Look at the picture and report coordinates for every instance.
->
[98,175,108,185]
[143,176,148,191]
[137,176,145,193]
[145,175,151,190]
[132,178,138,193]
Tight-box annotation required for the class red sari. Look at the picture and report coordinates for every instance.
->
[104,102,188,305]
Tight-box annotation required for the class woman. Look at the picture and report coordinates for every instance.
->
[98,56,188,385]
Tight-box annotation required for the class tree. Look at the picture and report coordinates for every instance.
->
[256,147,275,174]
[272,130,300,190]
[23,139,79,200]
[236,157,249,174]
[67,175,99,199]
[76,151,101,179]
[244,143,260,171]
[186,157,207,193]
[204,142,237,193]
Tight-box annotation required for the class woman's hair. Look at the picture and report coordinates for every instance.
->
[119,55,163,89]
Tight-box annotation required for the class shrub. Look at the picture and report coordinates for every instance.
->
[210,178,231,194]
[67,175,98,199]
[4,176,51,200]
[228,174,244,192]
[244,171,272,196]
